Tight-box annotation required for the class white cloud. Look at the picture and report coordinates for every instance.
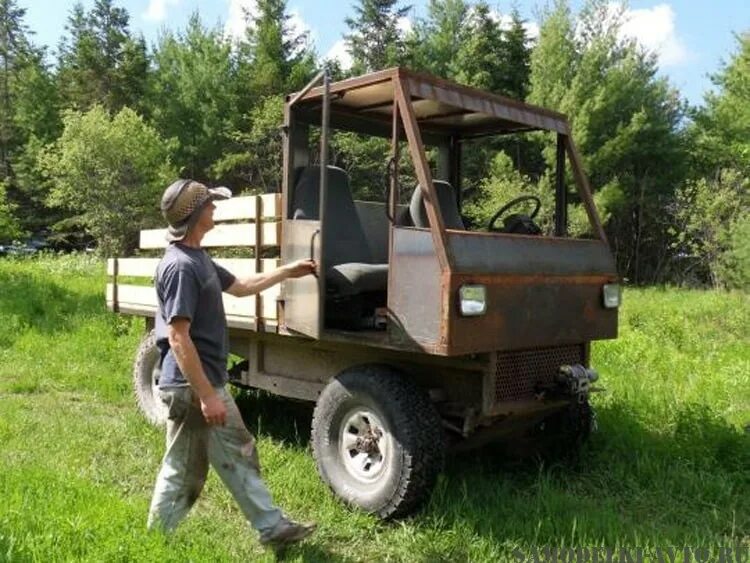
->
[325,39,352,70]
[224,1,312,52]
[142,0,179,22]
[620,4,688,66]
[397,16,413,35]
[225,0,258,41]
[288,9,315,45]
[488,10,540,41]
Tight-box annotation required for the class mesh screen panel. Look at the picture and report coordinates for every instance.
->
[493,345,584,402]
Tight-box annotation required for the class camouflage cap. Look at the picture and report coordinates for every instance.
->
[160,179,231,242]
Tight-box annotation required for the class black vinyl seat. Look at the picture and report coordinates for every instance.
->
[409,180,465,230]
[293,166,388,298]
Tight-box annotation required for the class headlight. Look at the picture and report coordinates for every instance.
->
[602,283,621,309]
[459,284,487,316]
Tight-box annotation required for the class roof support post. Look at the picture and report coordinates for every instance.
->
[394,76,452,271]
[563,132,609,247]
[554,134,567,237]
[317,68,331,334]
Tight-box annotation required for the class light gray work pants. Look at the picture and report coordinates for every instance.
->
[147,386,282,533]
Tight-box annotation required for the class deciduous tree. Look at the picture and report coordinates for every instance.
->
[42,106,175,255]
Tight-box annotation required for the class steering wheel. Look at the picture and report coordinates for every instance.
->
[487,195,541,232]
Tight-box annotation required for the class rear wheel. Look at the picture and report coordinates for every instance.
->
[311,365,445,519]
[132,330,167,426]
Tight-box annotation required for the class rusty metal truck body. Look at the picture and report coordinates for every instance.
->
[109,67,620,518]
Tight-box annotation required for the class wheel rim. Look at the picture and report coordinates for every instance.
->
[151,361,161,403]
[339,408,392,484]
[147,346,168,422]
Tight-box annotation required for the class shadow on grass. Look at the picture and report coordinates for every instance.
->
[270,542,361,563]
[234,390,314,448]
[235,390,750,549]
[0,269,103,348]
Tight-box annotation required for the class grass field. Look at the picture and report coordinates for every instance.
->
[0,255,748,562]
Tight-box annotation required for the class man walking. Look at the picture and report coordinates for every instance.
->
[147,179,316,547]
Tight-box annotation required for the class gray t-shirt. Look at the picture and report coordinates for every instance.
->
[155,243,236,388]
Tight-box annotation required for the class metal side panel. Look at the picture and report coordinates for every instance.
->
[388,228,444,350]
[281,219,321,338]
[448,231,617,275]
[447,272,618,355]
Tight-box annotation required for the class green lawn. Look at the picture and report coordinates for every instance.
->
[0,255,748,562]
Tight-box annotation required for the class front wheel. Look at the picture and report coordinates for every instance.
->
[311,365,445,519]
[132,329,168,426]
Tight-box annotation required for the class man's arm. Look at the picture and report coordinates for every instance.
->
[225,259,316,297]
[168,318,226,425]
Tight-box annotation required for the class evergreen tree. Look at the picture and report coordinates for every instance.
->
[0,0,61,239]
[527,0,686,283]
[10,46,62,237]
[148,14,236,181]
[57,0,149,113]
[218,0,317,189]
[674,32,750,288]
[407,0,468,77]
[345,0,411,73]
[499,9,532,101]
[0,0,30,180]
[692,31,750,176]
[236,0,315,100]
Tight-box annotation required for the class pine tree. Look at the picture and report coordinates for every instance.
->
[235,0,316,105]
[406,0,468,77]
[148,14,236,181]
[57,0,149,112]
[345,0,411,73]
[528,0,686,283]
[219,0,317,189]
[0,0,30,179]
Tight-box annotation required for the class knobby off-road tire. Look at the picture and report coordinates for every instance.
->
[311,365,445,519]
[133,329,168,426]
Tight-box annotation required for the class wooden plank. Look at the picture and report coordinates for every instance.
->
[139,222,280,249]
[222,293,257,317]
[109,257,280,278]
[108,258,160,277]
[105,283,114,310]
[213,194,281,221]
[110,282,280,321]
[261,285,280,320]
[113,284,157,308]
[216,258,280,277]
[115,284,258,317]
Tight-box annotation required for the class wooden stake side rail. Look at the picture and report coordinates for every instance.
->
[107,193,283,328]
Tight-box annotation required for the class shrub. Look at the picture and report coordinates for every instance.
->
[42,106,176,256]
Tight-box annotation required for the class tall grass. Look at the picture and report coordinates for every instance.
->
[0,255,748,562]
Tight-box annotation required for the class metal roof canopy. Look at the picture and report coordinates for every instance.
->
[284,67,608,270]
[288,67,570,140]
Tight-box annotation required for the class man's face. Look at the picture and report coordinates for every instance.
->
[195,200,216,233]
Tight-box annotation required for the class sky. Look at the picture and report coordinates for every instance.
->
[16,0,750,106]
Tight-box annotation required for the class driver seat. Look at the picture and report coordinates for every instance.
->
[408,181,465,230]
[292,165,388,297]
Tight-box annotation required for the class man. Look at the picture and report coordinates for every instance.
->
[147,179,317,547]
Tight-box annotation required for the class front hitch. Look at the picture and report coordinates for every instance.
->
[555,364,599,403]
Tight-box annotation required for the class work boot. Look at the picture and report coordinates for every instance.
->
[259,516,316,546]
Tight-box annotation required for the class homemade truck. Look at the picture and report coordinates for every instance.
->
[107,67,620,519]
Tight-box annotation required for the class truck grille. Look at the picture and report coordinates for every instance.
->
[493,345,585,402]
